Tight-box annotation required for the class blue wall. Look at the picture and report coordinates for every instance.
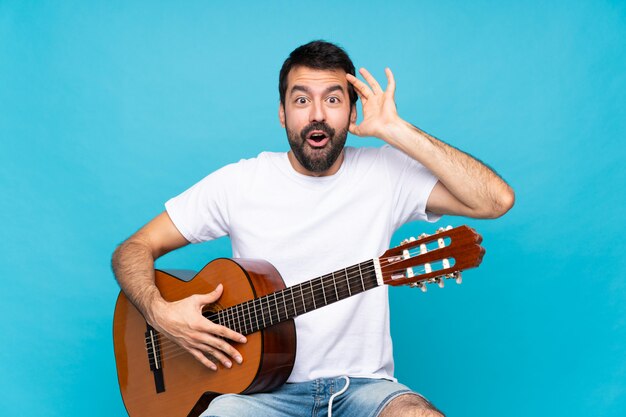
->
[1,1,624,416]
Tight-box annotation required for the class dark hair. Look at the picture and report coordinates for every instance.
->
[279,40,358,106]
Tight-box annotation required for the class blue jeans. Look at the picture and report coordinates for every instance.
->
[200,377,422,417]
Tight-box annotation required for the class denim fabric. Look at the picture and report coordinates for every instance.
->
[200,377,418,417]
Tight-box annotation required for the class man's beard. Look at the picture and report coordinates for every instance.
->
[286,120,349,174]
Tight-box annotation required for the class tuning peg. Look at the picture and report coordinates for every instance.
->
[418,233,429,239]
[437,225,454,234]
[437,278,445,288]
[409,282,427,292]
[455,272,463,284]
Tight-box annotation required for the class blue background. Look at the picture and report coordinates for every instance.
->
[1,1,624,416]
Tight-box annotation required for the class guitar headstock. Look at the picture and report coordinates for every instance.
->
[380,225,485,291]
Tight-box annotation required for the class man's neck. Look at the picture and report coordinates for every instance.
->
[287,150,345,177]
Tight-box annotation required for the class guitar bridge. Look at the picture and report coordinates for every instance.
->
[145,324,165,394]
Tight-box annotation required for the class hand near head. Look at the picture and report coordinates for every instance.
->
[149,283,247,371]
[346,67,402,140]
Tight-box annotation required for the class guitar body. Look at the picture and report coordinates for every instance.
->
[113,258,297,417]
[113,225,485,417]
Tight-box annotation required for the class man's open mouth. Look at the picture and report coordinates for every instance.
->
[306,130,330,148]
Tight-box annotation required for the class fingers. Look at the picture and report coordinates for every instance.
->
[194,285,247,344]
[385,67,396,98]
[158,286,248,371]
[191,286,247,368]
[181,318,245,370]
[359,67,383,94]
[188,346,220,370]
[192,330,244,368]
[181,322,245,370]
[346,73,372,100]
[347,67,396,98]
[197,283,223,304]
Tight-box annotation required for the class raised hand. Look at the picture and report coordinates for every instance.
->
[346,67,402,140]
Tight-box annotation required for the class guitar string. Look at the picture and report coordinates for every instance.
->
[145,252,461,362]
[150,267,457,365]
[149,276,381,363]
[143,245,460,359]
[146,255,459,362]
[149,263,454,365]
[146,261,382,360]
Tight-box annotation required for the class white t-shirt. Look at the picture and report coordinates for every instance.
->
[165,145,440,382]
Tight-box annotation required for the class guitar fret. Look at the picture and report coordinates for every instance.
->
[274,293,280,322]
[358,263,365,291]
[259,298,266,328]
[229,306,235,333]
[310,281,316,310]
[337,269,349,301]
[333,272,339,301]
[345,267,351,297]
[349,265,362,296]
[252,300,259,332]
[300,284,307,313]
[324,274,334,303]
[320,276,327,305]
[265,296,274,326]
[235,304,242,334]
[291,287,297,317]
[245,302,252,334]
[236,304,243,334]
[242,303,249,334]
[282,289,288,320]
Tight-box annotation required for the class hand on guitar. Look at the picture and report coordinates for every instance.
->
[148,283,247,371]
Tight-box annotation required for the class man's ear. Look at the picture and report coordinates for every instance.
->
[350,104,357,124]
[279,103,286,128]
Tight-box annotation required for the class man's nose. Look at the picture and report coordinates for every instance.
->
[309,101,325,122]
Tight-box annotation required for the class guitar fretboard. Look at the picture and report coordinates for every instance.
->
[205,259,380,335]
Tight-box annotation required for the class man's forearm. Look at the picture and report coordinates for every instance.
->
[382,118,514,217]
[112,239,164,321]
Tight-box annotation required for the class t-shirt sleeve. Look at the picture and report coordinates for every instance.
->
[164,163,240,243]
[379,145,441,229]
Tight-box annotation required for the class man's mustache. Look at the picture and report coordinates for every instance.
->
[300,122,335,140]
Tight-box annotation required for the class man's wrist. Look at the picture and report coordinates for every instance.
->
[143,288,168,325]
[379,118,429,153]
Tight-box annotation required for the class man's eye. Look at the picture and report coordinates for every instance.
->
[296,97,308,104]
[327,97,340,104]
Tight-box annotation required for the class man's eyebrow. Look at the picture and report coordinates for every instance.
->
[290,84,346,96]
[324,85,346,95]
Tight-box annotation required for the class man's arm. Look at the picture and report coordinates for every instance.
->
[346,68,515,218]
[112,211,246,370]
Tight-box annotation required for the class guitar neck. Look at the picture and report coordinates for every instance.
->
[204,259,381,335]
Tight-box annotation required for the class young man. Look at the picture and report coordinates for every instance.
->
[112,40,514,417]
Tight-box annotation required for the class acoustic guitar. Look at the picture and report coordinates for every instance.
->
[113,225,484,417]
